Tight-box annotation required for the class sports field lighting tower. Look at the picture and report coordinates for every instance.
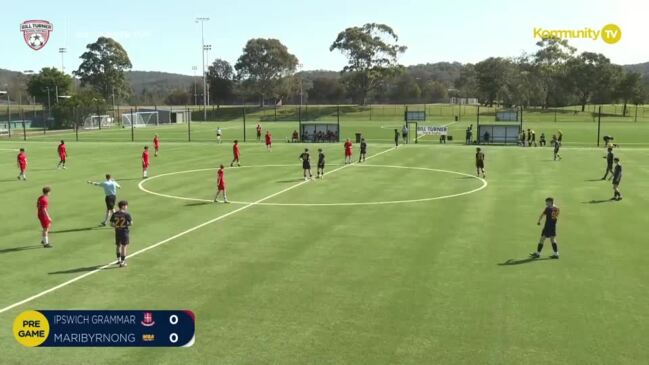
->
[195,17,210,120]
[59,48,67,73]
[192,66,198,105]
[204,45,212,107]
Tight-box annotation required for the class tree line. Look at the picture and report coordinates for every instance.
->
[14,24,649,128]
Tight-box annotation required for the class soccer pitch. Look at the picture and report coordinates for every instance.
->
[1,121,649,364]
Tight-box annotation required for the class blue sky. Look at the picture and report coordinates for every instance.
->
[0,0,645,76]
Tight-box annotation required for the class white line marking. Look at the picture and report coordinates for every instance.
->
[0,147,395,314]
[140,164,487,206]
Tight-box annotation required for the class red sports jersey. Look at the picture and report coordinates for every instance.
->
[344,141,352,151]
[265,133,272,144]
[17,152,27,167]
[142,151,150,166]
[37,195,49,217]
[58,144,67,157]
[233,144,240,157]
[153,137,159,147]
[217,169,225,189]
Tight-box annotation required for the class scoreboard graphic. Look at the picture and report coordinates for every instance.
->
[13,310,195,347]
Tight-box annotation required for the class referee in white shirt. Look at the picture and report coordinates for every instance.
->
[88,174,121,226]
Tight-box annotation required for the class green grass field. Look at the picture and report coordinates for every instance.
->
[1,119,649,364]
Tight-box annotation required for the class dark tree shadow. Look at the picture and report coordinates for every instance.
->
[0,245,42,254]
[498,257,552,266]
[49,264,117,275]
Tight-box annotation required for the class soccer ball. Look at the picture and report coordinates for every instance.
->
[28,34,44,48]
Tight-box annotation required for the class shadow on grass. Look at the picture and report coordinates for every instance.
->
[185,201,211,207]
[51,226,101,234]
[116,177,144,181]
[585,178,605,182]
[49,264,117,275]
[584,199,614,204]
[498,257,552,266]
[276,179,307,183]
[0,245,42,254]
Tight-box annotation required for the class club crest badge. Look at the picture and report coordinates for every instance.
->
[20,20,53,51]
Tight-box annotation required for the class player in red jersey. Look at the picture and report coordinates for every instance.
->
[344,139,353,164]
[230,140,241,167]
[17,148,27,180]
[213,164,229,203]
[57,140,67,169]
[142,146,150,178]
[153,134,160,157]
[265,131,272,151]
[37,186,53,248]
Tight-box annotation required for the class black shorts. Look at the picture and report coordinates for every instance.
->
[476,161,484,169]
[360,150,367,154]
[115,232,129,245]
[303,161,311,170]
[105,195,116,210]
[542,225,556,237]
[318,162,325,169]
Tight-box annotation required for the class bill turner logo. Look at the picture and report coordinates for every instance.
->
[20,20,53,50]
[533,24,621,44]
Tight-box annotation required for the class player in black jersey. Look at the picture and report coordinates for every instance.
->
[359,138,367,162]
[530,197,560,259]
[110,200,132,267]
[611,157,623,201]
[317,149,325,179]
[601,147,614,180]
[299,148,312,181]
[475,148,486,178]
[552,135,562,161]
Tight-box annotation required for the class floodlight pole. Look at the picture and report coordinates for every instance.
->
[59,48,67,73]
[192,66,198,106]
[196,17,210,121]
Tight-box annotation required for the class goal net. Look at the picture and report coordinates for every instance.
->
[0,122,8,137]
[82,115,114,130]
[122,111,159,128]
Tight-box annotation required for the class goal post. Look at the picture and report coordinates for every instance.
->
[82,115,114,130]
[122,111,159,128]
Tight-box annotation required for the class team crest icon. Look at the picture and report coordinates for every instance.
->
[20,20,53,51]
[141,312,156,327]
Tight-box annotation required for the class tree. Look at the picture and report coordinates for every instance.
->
[474,57,515,106]
[419,80,448,102]
[614,70,646,116]
[532,37,576,108]
[565,52,614,111]
[308,77,345,104]
[207,59,235,106]
[389,73,421,103]
[454,64,478,98]
[52,89,108,129]
[235,39,298,106]
[74,37,133,100]
[165,89,191,105]
[330,23,407,105]
[26,67,73,105]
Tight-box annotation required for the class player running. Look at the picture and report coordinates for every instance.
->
[530,197,560,259]
[359,138,367,162]
[17,148,27,180]
[317,148,325,179]
[344,139,353,164]
[552,135,562,161]
[475,147,486,178]
[37,186,53,248]
[216,127,223,144]
[256,124,262,142]
[142,146,150,178]
[57,140,67,169]
[611,157,623,201]
[601,147,614,180]
[265,131,272,151]
[394,129,400,147]
[300,148,312,181]
[230,140,241,167]
[110,200,132,267]
[153,134,160,157]
[88,174,121,226]
[213,164,229,203]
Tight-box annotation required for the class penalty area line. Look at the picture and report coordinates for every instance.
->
[0,146,395,315]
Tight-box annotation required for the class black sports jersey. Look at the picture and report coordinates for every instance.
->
[606,151,614,165]
[110,211,132,233]
[475,152,485,162]
[300,152,310,162]
[544,206,559,229]
[360,142,367,153]
[613,164,622,181]
[318,152,325,164]
[553,140,561,150]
